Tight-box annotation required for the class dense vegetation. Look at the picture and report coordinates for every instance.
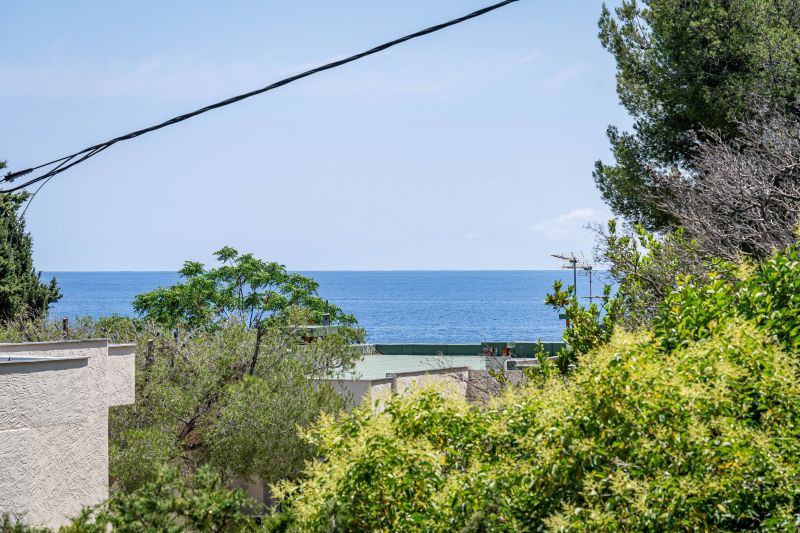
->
[270,244,800,531]
[4,467,260,533]
[11,243,800,527]
[596,0,800,230]
[0,248,363,521]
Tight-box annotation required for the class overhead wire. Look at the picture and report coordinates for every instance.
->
[1,0,520,195]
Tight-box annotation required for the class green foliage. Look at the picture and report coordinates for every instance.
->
[133,246,354,329]
[0,161,60,320]
[545,220,703,366]
[275,321,800,531]
[599,219,706,330]
[0,514,48,532]
[596,0,800,229]
[0,304,361,496]
[2,468,258,532]
[63,466,259,532]
[272,239,800,531]
[655,242,800,354]
[110,320,360,492]
[544,279,620,370]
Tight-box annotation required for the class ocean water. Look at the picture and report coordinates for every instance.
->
[42,271,605,343]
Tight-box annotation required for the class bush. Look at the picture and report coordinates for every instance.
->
[2,467,258,532]
[274,320,800,531]
[67,466,259,532]
[655,243,800,354]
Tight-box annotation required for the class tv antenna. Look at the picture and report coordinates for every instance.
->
[551,252,597,300]
[578,260,600,302]
[551,252,582,292]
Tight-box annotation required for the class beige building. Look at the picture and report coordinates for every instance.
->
[0,339,135,529]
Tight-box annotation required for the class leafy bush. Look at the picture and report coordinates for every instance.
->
[2,467,258,532]
[545,220,707,368]
[65,466,256,532]
[109,320,360,492]
[273,320,800,531]
[655,243,800,353]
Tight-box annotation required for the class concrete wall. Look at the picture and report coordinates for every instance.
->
[0,340,135,529]
[391,367,469,399]
[321,367,471,413]
[466,369,526,404]
[107,344,136,406]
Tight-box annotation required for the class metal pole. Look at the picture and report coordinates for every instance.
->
[572,259,577,295]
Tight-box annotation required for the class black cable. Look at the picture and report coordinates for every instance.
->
[1,0,520,194]
[9,153,81,251]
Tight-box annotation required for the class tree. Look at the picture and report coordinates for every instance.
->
[592,219,706,329]
[596,0,800,230]
[656,102,800,260]
[0,160,61,319]
[544,279,620,371]
[133,246,354,330]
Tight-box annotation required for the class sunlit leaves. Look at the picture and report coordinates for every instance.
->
[276,322,800,531]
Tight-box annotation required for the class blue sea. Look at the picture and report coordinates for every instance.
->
[42,271,605,343]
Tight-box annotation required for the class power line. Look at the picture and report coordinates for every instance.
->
[1,0,521,194]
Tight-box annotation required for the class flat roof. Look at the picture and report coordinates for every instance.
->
[342,354,487,381]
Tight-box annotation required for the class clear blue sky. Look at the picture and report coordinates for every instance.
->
[1,0,629,271]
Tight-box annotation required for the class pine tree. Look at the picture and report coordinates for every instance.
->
[0,160,60,319]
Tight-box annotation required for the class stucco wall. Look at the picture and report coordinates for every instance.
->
[0,339,134,529]
[392,367,469,400]
[107,344,136,406]
[325,379,373,406]
[466,369,526,404]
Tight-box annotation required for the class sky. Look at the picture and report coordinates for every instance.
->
[1,0,630,271]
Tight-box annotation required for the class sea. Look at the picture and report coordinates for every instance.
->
[42,271,606,344]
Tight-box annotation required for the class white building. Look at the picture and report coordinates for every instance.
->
[0,339,135,529]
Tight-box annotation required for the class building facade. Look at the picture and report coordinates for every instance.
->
[0,339,135,529]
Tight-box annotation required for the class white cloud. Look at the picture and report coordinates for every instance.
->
[531,207,603,241]
[540,64,593,94]
[518,50,542,64]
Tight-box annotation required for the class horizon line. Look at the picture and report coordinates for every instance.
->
[40,268,608,273]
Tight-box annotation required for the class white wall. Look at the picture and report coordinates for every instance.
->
[0,340,135,529]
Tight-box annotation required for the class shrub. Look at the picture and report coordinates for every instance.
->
[274,321,800,531]
[655,243,800,353]
[64,466,259,532]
